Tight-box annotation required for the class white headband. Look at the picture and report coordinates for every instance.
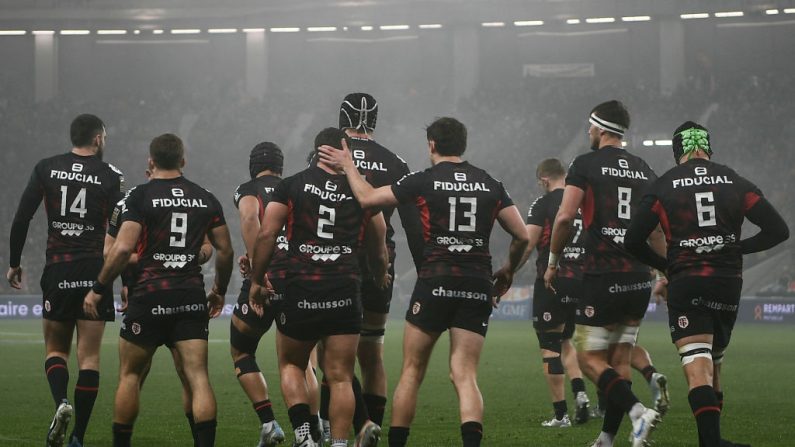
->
[589,113,627,136]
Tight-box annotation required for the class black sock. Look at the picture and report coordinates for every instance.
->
[571,377,586,396]
[70,369,99,443]
[597,390,607,411]
[388,426,410,447]
[363,393,387,426]
[310,413,321,442]
[288,403,312,431]
[715,391,724,410]
[186,413,199,447]
[112,422,133,447]
[553,400,568,420]
[253,399,275,424]
[461,421,483,447]
[601,397,626,435]
[641,365,657,384]
[689,386,721,447]
[45,357,69,407]
[194,419,217,447]
[352,375,370,433]
[597,368,640,414]
[320,376,330,420]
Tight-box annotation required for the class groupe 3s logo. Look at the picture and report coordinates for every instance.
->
[299,243,352,262]
[154,252,197,268]
[679,234,737,254]
[277,235,289,251]
[437,236,483,253]
[52,221,94,237]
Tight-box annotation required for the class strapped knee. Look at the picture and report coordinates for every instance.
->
[360,321,386,344]
[616,325,639,346]
[712,348,725,365]
[573,325,610,351]
[678,342,713,366]
[543,356,564,374]
[230,322,260,356]
[234,355,260,377]
[536,331,563,354]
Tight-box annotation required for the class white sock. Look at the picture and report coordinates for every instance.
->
[629,402,646,422]
[331,439,348,447]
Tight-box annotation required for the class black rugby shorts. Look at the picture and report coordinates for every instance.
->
[40,258,114,321]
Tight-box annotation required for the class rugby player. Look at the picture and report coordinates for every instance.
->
[318,117,529,447]
[543,101,665,447]
[316,93,424,445]
[83,133,233,447]
[625,122,788,447]
[231,142,319,446]
[106,168,214,447]
[8,114,123,447]
[519,158,590,427]
[248,128,390,447]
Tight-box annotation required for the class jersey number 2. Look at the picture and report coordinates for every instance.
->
[317,205,336,239]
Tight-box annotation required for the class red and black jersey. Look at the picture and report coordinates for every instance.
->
[10,152,124,266]
[271,166,376,280]
[391,161,514,280]
[234,175,289,279]
[566,146,656,274]
[636,159,765,280]
[349,137,425,269]
[120,177,225,298]
[526,188,585,280]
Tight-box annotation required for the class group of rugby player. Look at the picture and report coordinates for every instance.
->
[7,95,788,447]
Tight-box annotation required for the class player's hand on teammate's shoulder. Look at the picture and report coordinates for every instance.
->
[83,290,102,319]
[317,138,354,173]
[543,265,557,294]
[207,284,226,318]
[6,266,22,289]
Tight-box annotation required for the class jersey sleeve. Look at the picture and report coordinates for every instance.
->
[624,190,667,272]
[234,182,256,209]
[208,193,227,229]
[107,203,123,238]
[271,177,291,206]
[496,181,515,210]
[120,186,145,225]
[565,155,589,190]
[739,175,764,214]
[391,171,426,205]
[9,163,46,267]
[526,195,546,226]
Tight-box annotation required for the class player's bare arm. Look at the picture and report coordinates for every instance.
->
[237,195,261,259]
[492,205,530,305]
[544,185,584,291]
[365,212,390,290]
[517,224,543,271]
[83,220,142,319]
[206,224,233,318]
[317,140,399,209]
[248,201,288,314]
[197,235,214,265]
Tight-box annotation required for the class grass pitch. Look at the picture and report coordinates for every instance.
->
[0,319,792,446]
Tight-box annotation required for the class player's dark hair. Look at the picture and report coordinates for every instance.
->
[426,117,467,156]
[249,142,283,178]
[70,114,105,147]
[590,100,630,136]
[314,127,349,153]
[149,133,184,170]
[672,121,712,164]
[536,158,566,179]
